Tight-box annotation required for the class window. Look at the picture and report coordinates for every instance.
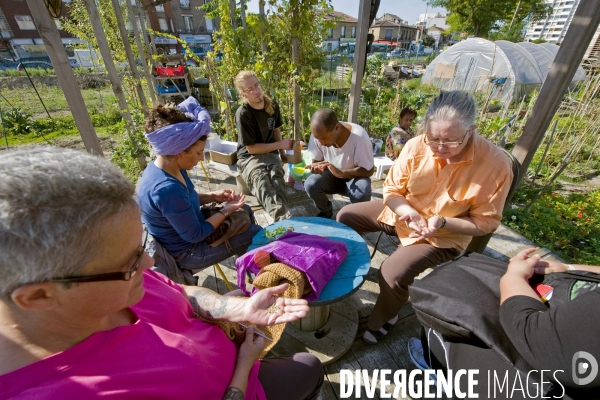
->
[155,5,164,12]
[385,28,393,39]
[341,26,346,38]
[327,28,333,38]
[183,15,193,32]
[351,26,356,38]
[15,15,35,30]
[180,0,190,8]
[158,17,168,31]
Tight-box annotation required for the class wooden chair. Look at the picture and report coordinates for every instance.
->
[370,148,521,259]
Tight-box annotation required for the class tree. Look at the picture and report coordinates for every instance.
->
[429,0,550,38]
[489,20,527,42]
[422,34,436,47]
[205,0,334,138]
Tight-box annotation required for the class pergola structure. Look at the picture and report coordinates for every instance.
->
[25,0,600,185]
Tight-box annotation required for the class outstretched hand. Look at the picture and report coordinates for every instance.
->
[242,283,309,326]
[223,193,246,214]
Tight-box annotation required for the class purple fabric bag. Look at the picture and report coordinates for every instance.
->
[235,231,348,301]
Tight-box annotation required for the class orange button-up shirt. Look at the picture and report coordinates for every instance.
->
[378,133,513,251]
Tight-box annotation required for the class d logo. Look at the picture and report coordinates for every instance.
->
[572,351,598,386]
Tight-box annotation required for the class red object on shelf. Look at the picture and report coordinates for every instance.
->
[155,65,185,77]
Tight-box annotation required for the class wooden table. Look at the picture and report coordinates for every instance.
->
[249,217,370,364]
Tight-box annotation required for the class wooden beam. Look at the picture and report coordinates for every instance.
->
[26,0,104,156]
[125,0,157,104]
[110,0,149,112]
[259,0,267,53]
[229,0,237,28]
[512,0,600,187]
[292,6,300,140]
[82,0,147,169]
[348,0,372,123]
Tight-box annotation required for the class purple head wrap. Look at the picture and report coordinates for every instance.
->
[145,96,212,156]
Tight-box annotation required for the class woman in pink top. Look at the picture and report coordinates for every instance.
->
[0,147,323,399]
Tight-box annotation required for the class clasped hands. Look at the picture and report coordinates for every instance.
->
[399,210,445,241]
[305,161,344,178]
[504,248,570,281]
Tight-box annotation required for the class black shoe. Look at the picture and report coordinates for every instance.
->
[316,211,333,219]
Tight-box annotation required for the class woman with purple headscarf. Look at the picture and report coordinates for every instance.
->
[137,96,262,271]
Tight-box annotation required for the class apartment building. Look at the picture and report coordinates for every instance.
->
[141,0,216,55]
[322,11,358,52]
[0,0,82,60]
[369,18,417,50]
[524,0,578,44]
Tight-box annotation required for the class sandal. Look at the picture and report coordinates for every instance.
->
[363,328,387,345]
[363,315,400,345]
[382,315,399,331]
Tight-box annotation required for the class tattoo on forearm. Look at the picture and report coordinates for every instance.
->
[222,387,244,400]
[189,289,228,319]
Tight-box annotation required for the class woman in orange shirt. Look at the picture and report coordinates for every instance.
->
[337,91,513,344]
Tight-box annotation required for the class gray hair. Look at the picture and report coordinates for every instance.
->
[423,91,477,133]
[0,147,137,298]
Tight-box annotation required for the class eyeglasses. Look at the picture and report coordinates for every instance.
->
[49,230,149,284]
[423,130,470,149]
[242,82,261,93]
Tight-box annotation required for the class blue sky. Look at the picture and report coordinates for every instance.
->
[244,0,446,26]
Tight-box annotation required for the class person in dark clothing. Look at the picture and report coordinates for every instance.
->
[234,70,293,222]
[412,248,600,399]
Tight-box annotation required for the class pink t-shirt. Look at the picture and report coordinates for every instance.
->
[0,270,265,399]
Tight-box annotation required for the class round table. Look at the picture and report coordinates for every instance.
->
[249,217,371,363]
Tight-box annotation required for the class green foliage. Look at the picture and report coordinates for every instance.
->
[504,189,600,264]
[365,54,385,83]
[109,117,150,182]
[430,0,551,38]
[489,20,527,42]
[205,0,334,137]
[0,108,34,135]
[478,115,511,137]
[422,34,435,47]
[0,67,56,77]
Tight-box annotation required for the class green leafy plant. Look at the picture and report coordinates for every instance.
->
[504,189,600,264]
[264,226,294,241]
[1,108,34,136]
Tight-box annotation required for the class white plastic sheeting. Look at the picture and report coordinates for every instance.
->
[422,38,587,105]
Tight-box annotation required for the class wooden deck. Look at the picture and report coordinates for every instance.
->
[191,164,448,400]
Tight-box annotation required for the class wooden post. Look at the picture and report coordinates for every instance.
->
[240,0,248,50]
[26,0,104,156]
[136,6,157,57]
[512,0,600,187]
[291,6,300,140]
[229,0,237,28]
[125,0,156,104]
[82,0,147,169]
[110,0,149,112]
[348,0,372,123]
[259,0,267,54]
